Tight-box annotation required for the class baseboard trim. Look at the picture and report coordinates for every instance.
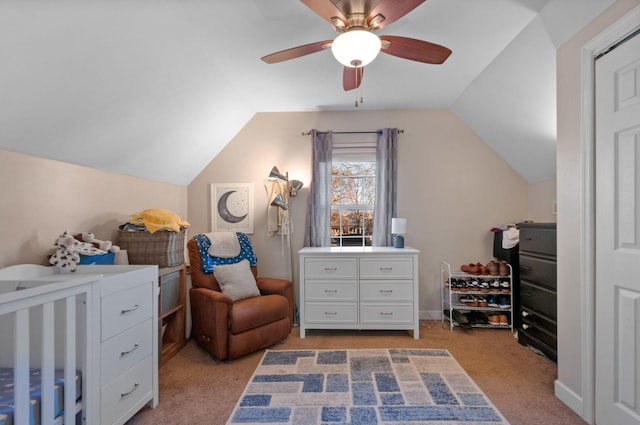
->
[555,379,584,420]
[420,310,442,321]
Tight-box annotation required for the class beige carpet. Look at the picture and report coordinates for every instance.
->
[127,321,587,425]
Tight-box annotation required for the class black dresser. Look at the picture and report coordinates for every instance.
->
[517,222,557,362]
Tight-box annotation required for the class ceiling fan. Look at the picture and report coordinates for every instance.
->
[261,0,452,92]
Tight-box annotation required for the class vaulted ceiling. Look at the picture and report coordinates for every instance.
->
[0,0,614,185]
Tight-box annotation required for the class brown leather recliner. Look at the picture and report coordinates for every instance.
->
[188,237,293,360]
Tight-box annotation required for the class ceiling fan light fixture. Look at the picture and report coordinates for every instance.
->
[331,29,381,68]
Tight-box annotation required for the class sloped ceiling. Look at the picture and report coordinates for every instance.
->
[0,0,614,185]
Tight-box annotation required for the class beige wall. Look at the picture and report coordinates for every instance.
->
[0,149,188,268]
[527,178,557,223]
[556,0,640,418]
[188,109,528,315]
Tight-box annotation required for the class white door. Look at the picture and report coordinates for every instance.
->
[595,30,640,425]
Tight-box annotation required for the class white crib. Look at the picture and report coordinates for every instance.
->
[0,264,159,425]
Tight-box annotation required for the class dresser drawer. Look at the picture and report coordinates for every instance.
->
[359,258,413,279]
[305,281,357,301]
[521,318,557,349]
[101,318,153,384]
[360,281,412,302]
[519,326,557,352]
[519,255,556,289]
[101,356,153,425]
[304,258,357,279]
[304,302,357,324]
[520,282,556,320]
[519,225,556,257]
[520,308,557,335]
[102,283,153,341]
[360,303,413,324]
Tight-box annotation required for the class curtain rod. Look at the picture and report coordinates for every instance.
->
[301,129,404,136]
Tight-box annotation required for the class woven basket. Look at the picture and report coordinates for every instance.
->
[117,229,185,267]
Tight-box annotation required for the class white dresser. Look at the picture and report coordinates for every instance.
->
[87,265,159,425]
[298,247,420,339]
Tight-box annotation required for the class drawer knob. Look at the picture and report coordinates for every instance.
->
[522,311,530,317]
[324,267,338,272]
[120,304,140,314]
[380,312,393,316]
[325,289,338,294]
[120,382,140,398]
[522,324,530,330]
[380,267,393,271]
[120,343,140,356]
[379,289,393,294]
[324,311,338,316]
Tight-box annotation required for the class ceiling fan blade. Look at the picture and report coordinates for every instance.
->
[261,40,332,64]
[300,0,348,29]
[367,0,425,29]
[380,35,452,64]
[343,66,364,91]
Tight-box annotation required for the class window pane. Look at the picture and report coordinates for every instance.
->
[331,160,375,247]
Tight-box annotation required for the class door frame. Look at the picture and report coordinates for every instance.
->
[580,6,640,423]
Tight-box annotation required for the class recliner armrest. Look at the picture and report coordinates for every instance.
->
[256,277,292,296]
[256,277,294,327]
[189,287,232,359]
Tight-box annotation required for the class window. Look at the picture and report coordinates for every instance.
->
[330,135,377,247]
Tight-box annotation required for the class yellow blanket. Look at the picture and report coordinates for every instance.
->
[129,209,190,233]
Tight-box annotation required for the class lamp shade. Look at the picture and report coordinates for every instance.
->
[391,218,407,234]
[331,29,381,68]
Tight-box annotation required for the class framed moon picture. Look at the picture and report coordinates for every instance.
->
[210,183,254,234]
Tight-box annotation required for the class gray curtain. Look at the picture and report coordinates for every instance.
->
[372,128,398,246]
[304,130,333,247]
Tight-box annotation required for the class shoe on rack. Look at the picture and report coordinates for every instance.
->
[498,314,509,325]
[479,280,490,293]
[498,295,511,309]
[490,279,501,292]
[459,295,473,304]
[486,314,501,325]
[451,309,471,328]
[500,280,511,293]
[487,295,499,308]
[477,296,488,308]
[473,311,488,325]
[499,260,509,276]
[487,260,500,275]
[468,279,479,292]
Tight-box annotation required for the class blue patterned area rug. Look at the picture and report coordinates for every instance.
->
[226,349,510,425]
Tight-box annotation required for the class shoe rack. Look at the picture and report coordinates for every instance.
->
[441,261,514,331]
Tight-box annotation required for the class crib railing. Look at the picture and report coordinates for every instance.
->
[0,265,99,425]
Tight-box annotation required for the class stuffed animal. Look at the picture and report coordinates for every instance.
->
[74,232,120,253]
[50,231,114,271]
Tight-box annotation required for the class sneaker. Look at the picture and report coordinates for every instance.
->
[500,280,511,293]
[468,279,479,292]
[486,314,501,325]
[490,280,501,292]
[477,296,488,307]
[487,295,499,308]
[498,295,511,309]
[459,294,473,304]
[498,314,509,325]
[479,280,490,293]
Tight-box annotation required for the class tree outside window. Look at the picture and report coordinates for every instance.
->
[331,161,376,247]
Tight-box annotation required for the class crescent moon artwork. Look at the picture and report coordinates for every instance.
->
[217,190,248,223]
[210,183,254,233]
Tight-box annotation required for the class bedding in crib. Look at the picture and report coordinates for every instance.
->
[0,368,81,425]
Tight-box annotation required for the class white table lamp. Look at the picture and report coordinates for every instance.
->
[392,218,407,248]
